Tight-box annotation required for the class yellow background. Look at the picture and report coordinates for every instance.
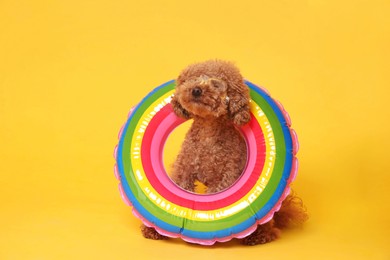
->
[1,0,389,259]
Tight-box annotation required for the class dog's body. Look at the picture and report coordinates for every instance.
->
[170,116,247,194]
[141,60,307,245]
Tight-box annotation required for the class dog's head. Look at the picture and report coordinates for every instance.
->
[171,60,251,126]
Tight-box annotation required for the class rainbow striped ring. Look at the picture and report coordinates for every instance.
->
[114,80,299,245]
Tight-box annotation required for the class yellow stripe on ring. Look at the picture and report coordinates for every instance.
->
[130,90,276,221]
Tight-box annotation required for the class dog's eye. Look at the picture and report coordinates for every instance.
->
[210,79,225,89]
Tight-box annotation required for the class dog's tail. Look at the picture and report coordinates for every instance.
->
[273,192,309,229]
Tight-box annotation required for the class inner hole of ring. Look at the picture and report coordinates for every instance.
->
[162,119,249,195]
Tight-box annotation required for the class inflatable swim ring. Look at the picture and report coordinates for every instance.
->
[114,80,299,245]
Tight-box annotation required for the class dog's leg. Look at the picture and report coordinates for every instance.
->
[170,156,197,192]
[141,225,167,240]
[206,161,243,194]
[206,175,237,194]
[240,221,280,245]
[170,169,196,192]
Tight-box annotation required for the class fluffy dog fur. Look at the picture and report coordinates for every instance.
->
[141,60,308,245]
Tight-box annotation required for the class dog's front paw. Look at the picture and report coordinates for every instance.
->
[233,110,251,126]
[141,225,168,240]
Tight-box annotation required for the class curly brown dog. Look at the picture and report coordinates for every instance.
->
[141,60,308,245]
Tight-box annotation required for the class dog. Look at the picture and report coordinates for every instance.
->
[141,60,307,245]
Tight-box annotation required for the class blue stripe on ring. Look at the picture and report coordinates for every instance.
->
[116,80,293,240]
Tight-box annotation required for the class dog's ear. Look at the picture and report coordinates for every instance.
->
[227,81,251,126]
[170,94,191,119]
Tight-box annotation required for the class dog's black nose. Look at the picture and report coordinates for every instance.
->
[192,87,202,97]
